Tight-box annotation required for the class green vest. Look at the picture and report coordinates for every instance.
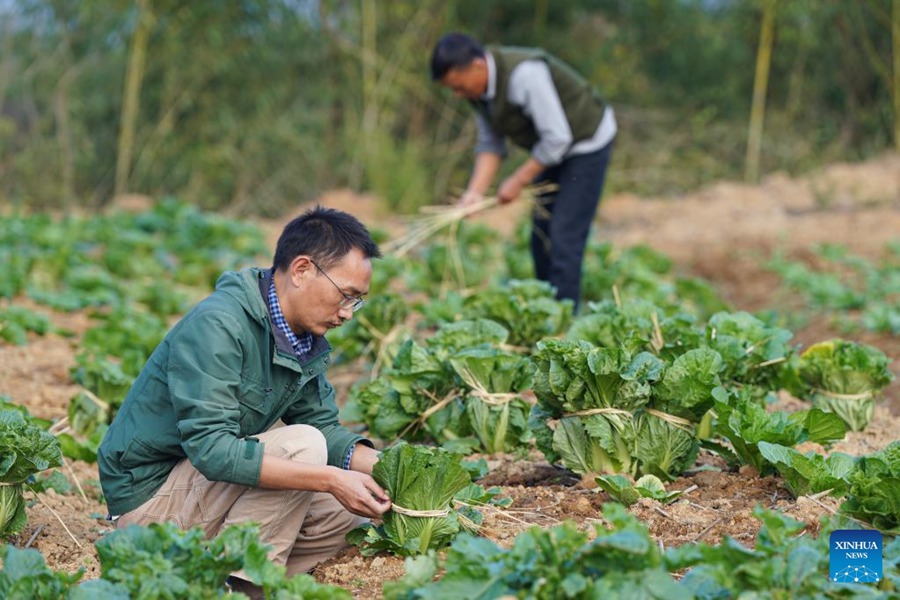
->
[477,46,605,151]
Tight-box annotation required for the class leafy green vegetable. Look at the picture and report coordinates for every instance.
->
[91,520,350,598]
[667,507,845,598]
[348,443,473,556]
[708,388,846,475]
[767,242,900,335]
[94,522,249,597]
[530,339,664,478]
[448,347,533,454]
[327,292,410,365]
[795,339,894,431]
[634,347,724,480]
[568,299,703,362]
[704,311,795,394]
[0,306,54,345]
[344,339,470,445]
[460,279,573,348]
[532,340,725,480]
[0,545,84,597]
[384,503,688,600]
[840,441,900,534]
[0,409,62,537]
[426,319,509,355]
[595,474,684,506]
[757,442,857,498]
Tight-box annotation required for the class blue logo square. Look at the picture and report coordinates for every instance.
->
[830,529,882,584]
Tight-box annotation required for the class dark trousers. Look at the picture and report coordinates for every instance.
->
[530,142,613,307]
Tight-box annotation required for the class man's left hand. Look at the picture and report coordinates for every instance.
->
[497,175,526,204]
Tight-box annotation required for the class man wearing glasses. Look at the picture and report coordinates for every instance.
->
[98,206,390,596]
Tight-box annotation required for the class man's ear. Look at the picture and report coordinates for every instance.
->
[290,255,314,284]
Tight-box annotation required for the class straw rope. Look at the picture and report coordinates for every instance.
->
[391,388,461,445]
[470,390,520,406]
[643,408,695,433]
[457,366,521,407]
[382,183,558,258]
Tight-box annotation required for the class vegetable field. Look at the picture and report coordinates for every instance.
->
[1,155,899,597]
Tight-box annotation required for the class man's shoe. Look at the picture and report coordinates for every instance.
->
[227,576,265,599]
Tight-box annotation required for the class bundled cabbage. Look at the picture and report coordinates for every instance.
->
[448,347,533,454]
[460,279,573,349]
[347,443,473,556]
[796,339,894,431]
[704,311,794,396]
[344,339,466,444]
[840,441,900,534]
[568,299,703,362]
[530,340,728,481]
[343,320,512,447]
[634,347,724,480]
[326,292,410,365]
[529,339,663,479]
[0,409,62,536]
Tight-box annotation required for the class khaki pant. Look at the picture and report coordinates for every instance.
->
[116,424,366,576]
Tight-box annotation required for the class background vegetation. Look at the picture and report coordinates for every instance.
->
[0,0,897,215]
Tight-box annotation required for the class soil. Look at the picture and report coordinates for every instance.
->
[2,153,899,595]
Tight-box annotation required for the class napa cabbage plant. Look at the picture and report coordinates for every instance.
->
[327,292,410,365]
[568,299,703,362]
[795,339,894,431]
[460,279,573,348]
[633,347,725,480]
[707,387,847,475]
[0,409,62,537]
[448,347,533,454]
[347,443,476,556]
[529,339,663,479]
[704,311,795,395]
[757,442,857,498]
[384,503,687,600]
[531,340,725,480]
[840,441,900,534]
[343,339,469,445]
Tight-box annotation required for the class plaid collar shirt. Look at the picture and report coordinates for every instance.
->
[267,279,313,358]
[267,276,355,469]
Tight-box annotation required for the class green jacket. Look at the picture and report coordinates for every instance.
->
[98,267,370,516]
[479,46,605,151]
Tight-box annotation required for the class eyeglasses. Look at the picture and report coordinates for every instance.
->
[310,260,367,312]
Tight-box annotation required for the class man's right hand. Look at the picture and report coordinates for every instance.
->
[328,469,391,519]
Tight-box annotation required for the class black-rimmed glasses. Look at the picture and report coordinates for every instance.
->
[310,260,367,312]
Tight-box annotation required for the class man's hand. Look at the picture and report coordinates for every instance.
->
[497,175,526,204]
[457,190,485,212]
[498,158,545,204]
[328,469,391,519]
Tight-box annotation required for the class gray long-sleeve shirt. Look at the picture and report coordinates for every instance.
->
[475,52,616,166]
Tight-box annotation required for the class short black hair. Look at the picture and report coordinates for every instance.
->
[272,205,381,271]
[430,32,485,81]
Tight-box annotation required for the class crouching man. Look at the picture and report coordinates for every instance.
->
[98,206,391,595]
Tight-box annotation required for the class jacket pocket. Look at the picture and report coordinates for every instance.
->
[119,437,162,469]
[238,380,274,431]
